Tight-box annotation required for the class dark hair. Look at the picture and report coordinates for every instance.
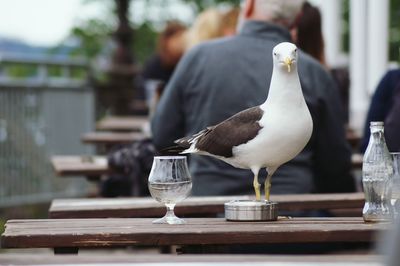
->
[295,2,326,65]
[158,21,186,60]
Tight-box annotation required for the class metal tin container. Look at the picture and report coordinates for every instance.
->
[224,200,278,221]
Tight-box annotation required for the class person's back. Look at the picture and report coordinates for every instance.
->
[361,69,400,152]
[152,0,354,196]
[385,82,400,152]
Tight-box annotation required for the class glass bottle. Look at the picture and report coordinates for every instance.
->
[391,152,400,219]
[362,121,393,222]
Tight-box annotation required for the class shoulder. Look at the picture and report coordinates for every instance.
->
[298,50,335,88]
[185,35,239,58]
[384,69,400,79]
[298,51,329,76]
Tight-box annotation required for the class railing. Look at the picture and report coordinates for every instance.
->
[0,54,94,207]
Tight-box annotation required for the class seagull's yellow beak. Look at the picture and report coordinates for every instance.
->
[284,57,293,73]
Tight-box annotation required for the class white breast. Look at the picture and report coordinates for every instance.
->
[231,93,313,170]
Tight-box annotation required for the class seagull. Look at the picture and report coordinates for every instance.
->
[174,42,313,201]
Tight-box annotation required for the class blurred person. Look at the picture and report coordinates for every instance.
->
[291,2,350,122]
[290,1,325,66]
[221,8,240,36]
[142,21,187,84]
[385,83,400,151]
[361,69,400,152]
[142,21,187,118]
[152,0,355,197]
[185,8,223,50]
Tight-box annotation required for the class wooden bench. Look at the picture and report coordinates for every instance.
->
[51,156,109,179]
[81,131,145,145]
[96,116,148,132]
[51,154,363,179]
[1,217,385,254]
[49,193,365,219]
[0,254,383,265]
[346,129,361,149]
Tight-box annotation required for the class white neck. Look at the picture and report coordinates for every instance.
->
[260,66,305,110]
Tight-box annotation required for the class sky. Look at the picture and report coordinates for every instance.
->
[0,0,107,46]
[0,0,194,47]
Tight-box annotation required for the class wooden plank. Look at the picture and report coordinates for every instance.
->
[0,254,383,265]
[50,153,362,178]
[49,193,365,219]
[81,131,145,145]
[96,116,148,132]
[51,156,109,177]
[352,153,363,169]
[346,129,361,149]
[1,217,385,249]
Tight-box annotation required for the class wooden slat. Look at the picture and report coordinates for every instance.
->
[81,131,145,145]
[346,129,361,149]
[1,217,385,249]
[96,116,148,132]
[0,254,383,265]
[51,156,109,177]
[50,154,362,178]
[49,193,365,219]
[352,153,363,169]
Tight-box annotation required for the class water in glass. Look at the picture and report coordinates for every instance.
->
[148,156,192,224]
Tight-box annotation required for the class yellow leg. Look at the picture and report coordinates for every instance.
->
[253,175,261,201]
[264,177,271,201]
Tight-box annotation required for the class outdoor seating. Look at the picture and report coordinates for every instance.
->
[81,131,146,145]
[1,217,384,254]
[48,193,364,219]
[0,0,397,264]
[0,254,383,265]
[96,116,149,132]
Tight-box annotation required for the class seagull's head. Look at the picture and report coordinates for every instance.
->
[272,42,298,73]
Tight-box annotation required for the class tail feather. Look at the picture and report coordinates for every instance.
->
[159,145,187,155]
[168,128,212,155]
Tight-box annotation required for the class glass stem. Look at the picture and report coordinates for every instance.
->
[165,203,176,219]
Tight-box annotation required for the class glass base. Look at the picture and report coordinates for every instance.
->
[152,215,186,225]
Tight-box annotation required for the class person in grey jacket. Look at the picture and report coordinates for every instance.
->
[151,0,355,196]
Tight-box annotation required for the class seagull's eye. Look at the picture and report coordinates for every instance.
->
[274,52,277,56]
[294,49,297,53]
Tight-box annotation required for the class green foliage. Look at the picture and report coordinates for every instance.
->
[342,0,400,62]
[389,0,400,62]
[133,22,158,64]
[0,219,5,236]
[5,64,36,79]
[341,0,350,53]
[69,19,113,58]
[62,0,240,67]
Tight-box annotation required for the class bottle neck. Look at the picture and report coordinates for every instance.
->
[370,129,385,142]
[369,125,385,143]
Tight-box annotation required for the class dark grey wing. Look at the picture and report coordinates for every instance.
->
[194,106,264,158]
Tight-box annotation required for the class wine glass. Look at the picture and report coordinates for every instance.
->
[148,156,192,224]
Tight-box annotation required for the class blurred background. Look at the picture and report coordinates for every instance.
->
[0,0,399,229]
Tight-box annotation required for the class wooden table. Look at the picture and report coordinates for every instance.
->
[51,156,109,178]
[0,254,383,265]
[96,116,148,132]
[346,129,361,149]
[81,131,145,145]
[1,217,386,253]
[51,154,363,179]
[49,193,364,219]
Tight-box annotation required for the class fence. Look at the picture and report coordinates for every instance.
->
[0,54,94,207]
